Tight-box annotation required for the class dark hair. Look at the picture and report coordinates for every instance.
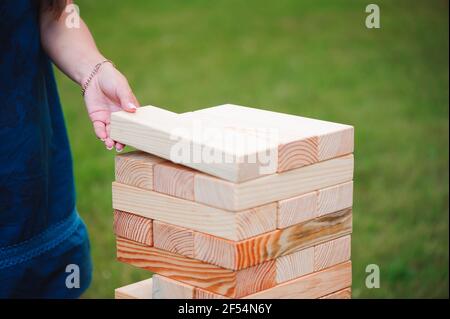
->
[40,0,68,19]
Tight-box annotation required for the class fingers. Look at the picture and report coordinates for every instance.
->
[92,118,113,150]
[107,141,124,152]
[116,81,140,113]
[88,72,139,151]
[92,120,124,152]
[92,120,107,141]
[110,74,139,149]
[105,123,125,152]
[104,138,115,150]
[104,123,115,150]
[115,142,125,152]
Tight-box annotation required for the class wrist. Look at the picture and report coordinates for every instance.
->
[80,58,115,97]
[76,54,108,86]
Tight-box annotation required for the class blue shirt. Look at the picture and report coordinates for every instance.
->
[0,0,92,298]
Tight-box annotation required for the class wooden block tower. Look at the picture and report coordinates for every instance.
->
[112,104,354,299]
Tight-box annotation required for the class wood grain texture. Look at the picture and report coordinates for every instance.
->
[118,276,352,300]
[152,274,194,299]
[275,247,314,284]
[116,236,276,298]
[278,181,353,229]
[235,260,276,298]
[115,278,153,299]
[151,271,339,300]
[153,220,194,258]
[111,104,353,182]
[319,287,352,299]
[317,181,353,217]
[115,147,352,214]
[243,261,352,299]
[193,208,352,270]
[153,162,195,200]
[113,210,153,246]
[318,128,354,162]
[277,191,317,228]
[192,104,354,173]
[194,155,354,211]
[278,136,319,172]
[110,105,275,183]
[276,236,352,284]
[314,235,351,271]
[112,182,277,241]
[119,278,229,299]
[115,151,164,190]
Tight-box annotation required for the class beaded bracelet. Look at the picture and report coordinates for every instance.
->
[81,59,114,97]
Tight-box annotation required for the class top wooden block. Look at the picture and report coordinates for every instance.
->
[111,104,353,182]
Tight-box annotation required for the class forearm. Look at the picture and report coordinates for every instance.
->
[39,2,139,151]
[39,4,105,85]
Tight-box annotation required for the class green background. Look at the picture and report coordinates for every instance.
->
[55,0,449,298]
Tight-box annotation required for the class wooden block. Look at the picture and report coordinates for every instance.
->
[152,274,194,299]
[116,236,276,298]
[235,259,276,298]
[115,278,153,299]
[277,191,317,228]
[131,277,229,299]
[193,235,239,270]
[244,261,352,299]
[118,276,352,300]
[319,287,352,299]
[147,261,352,299]
[113,210,153,246]
[153,162,195,200]
[112,182,276,241]
[278,181,353,229]
[115,151,164,190]
[150,268,352,299]
[278,136,318,172]
[115,145,352,213]
[275,247,314,284]
[111,105,276,183]
[153,220,194,258]
[193,208,352,270]
[111,104,353,182]
[118,276,274,300]
[194,155,354,211]
[317,181,353,217]
[276,236,352,284]
[314,235,351,271]
[192,104,354,173]
[318,128,354,162]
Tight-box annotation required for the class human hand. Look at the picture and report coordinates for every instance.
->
[83,62,139,151]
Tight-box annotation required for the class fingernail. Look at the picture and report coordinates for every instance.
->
[116,147,123,153]
[128,103,137,110]
[106,146,113,151]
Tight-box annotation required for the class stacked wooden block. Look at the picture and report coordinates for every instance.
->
[112,104,354,299]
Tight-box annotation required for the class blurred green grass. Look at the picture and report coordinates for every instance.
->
[55,0,449,298]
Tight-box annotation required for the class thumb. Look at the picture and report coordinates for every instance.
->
[116,82,140,113]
